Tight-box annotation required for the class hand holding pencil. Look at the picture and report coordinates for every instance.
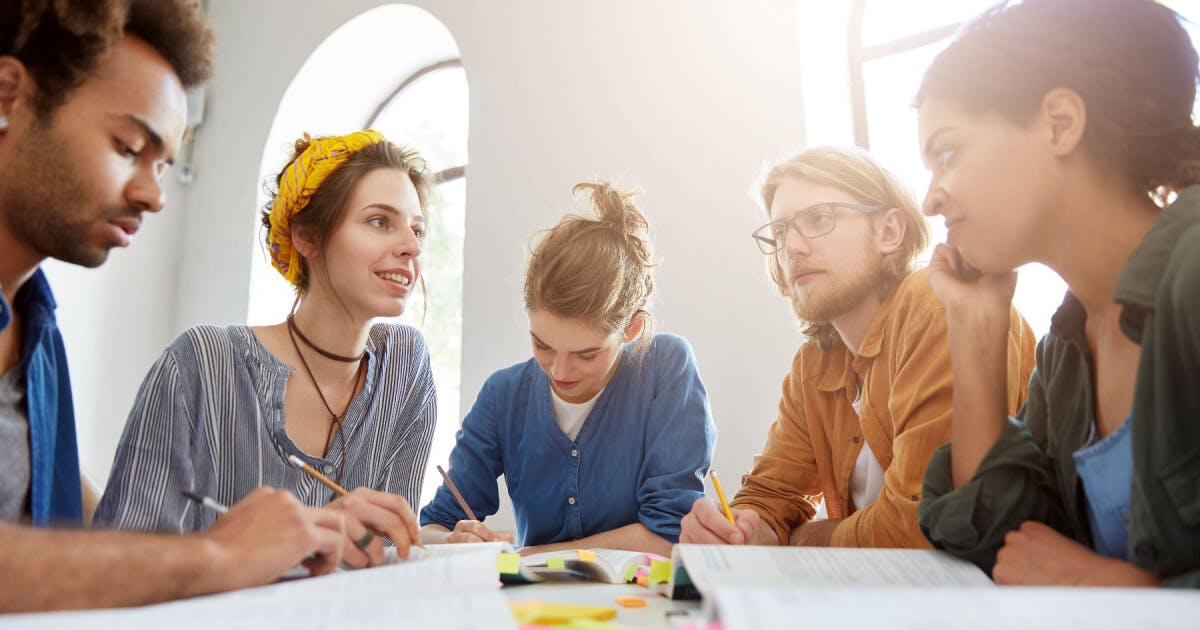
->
[437,465,515,544]
[678,469,770,546]
[287,455,423,564]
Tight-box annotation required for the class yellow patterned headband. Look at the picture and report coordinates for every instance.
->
[267,130,385,286]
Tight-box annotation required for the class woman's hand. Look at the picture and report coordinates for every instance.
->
[328,487,421,565]
[928,243,1017,318]
[447,520,514,544]
[994,521,1159,587]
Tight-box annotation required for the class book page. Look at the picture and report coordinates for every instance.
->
[672,544,991,596]
[713,585,1200,630]
[0,548,514,630]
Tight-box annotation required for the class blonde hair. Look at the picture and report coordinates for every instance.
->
[524,181,658,357]
[757,145,929,343]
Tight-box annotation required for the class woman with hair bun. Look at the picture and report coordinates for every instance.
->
[97,131,436,567]
[917,0,1200,587]
[420,181,716,555]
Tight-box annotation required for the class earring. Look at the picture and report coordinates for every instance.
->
[0,115,8,131]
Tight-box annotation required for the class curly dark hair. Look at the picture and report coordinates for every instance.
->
[0,0,214,116]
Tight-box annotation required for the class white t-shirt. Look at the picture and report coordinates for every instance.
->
[550,387,603,441]
[816,384,885,520]
[849,384,885,511]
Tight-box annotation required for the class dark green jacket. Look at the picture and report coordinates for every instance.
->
[919,187,1200,588]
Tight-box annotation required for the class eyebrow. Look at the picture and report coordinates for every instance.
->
[362,203,426,222]
[922,126,957,163]
[529,332,604,354]
[113,114,171,165]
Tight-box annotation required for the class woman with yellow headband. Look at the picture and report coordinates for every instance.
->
[96,131,435,568]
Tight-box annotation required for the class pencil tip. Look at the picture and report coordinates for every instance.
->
[181,489,203,503]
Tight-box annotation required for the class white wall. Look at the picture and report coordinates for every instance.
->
[49,0,808,511]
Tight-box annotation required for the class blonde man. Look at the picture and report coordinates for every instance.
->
[680,146,1035,548]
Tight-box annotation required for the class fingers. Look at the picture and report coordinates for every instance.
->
[303,505,349,576]
[680,499,744,545]
[335,489,420,560]
[448,520,497,543]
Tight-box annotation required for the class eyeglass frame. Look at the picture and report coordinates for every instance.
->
[751,201,884,255]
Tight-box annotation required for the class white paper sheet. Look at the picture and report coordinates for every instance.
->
[714,585,1200,630]
[672,544,992,597]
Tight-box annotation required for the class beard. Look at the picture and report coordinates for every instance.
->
[788,248,885,325]
[0,119,129,268]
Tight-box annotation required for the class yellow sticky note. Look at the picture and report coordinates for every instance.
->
[496,552,521,575]
[649,559,672,583]
[510,601,617,625]
[577,549,597,562]
[566,619,631,630]
[547,557,566,569]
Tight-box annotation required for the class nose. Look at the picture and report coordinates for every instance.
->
[126,166,166,214]
[394,226,423,259]
[781,224,811,259]
[923,180,945,217]
[549,354,573,381]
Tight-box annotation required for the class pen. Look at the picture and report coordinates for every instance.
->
[436,464,479,522]
[182,490,229,515]
[709,470,736,526]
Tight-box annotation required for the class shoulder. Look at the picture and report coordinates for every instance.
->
[166,324,252,366]
[887,268,946,326]
[369,322,428,353]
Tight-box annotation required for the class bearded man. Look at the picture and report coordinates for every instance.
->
[680,146,1036,548]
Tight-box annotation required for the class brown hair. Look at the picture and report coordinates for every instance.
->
[261,135,431,294]
[919,0,1200,199]
[1,0,214,116]
[757,145,929,345]
[524,181,658,357]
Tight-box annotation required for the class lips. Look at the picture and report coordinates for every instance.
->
[789,268,824,286]
[107,216,141,247]
[553,378,580,390]
[376,268,414,292]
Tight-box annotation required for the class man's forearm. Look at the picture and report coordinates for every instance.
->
[0,524,224,612]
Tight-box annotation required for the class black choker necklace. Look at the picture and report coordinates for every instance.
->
[286,314,365,363]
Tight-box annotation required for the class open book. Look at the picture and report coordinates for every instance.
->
[515,548,668,584]
[668,544,993,600]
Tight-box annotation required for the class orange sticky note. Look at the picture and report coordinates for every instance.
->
[636,575,649,586]
[615,596,646,608]
[577,549,597,562]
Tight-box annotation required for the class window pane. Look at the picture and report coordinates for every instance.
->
[371,67,469,172]
[861,0,995,48]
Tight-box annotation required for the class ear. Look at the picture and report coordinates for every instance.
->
[874,207,907,256]
[622,311,646,343]
[1040,88,1087,157]
[291,226,320,261]
[0,56,33,126]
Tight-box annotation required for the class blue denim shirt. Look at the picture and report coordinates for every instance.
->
[0,269,82,525]
[420,333,716,546]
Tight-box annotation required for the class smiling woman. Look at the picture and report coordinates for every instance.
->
[95,131,437,568]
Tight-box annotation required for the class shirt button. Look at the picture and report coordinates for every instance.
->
[323,465,334,474]
[852,436,861,444]
[568,496,576,505]
[1135,541,1158,564]
[571,449,579,457]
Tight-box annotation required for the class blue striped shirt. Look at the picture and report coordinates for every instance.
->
[95,323,436,532]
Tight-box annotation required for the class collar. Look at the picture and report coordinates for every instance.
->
[1116,186,1200,342]
[814,280,902,393]
[2,268,58,333]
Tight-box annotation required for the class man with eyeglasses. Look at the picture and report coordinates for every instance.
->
[680,146,1036,548]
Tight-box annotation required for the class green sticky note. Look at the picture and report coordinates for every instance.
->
[623,563,638,582]
[547,557,566,569]
[649,559,671,583]
[497,552,521,575]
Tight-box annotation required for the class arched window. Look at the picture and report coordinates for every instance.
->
[248,4,467,505]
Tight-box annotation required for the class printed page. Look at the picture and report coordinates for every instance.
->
[0,548,514,630]
[713,585,1200,630]
[673,544,992,596]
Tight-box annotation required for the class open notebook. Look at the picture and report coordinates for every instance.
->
[668,544,993,600]
[516,548,667,584]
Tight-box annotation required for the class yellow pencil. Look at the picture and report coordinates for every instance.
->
[287,455,423,548]
[709,470,736,526]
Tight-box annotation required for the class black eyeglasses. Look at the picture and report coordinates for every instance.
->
[751,202,883,255]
